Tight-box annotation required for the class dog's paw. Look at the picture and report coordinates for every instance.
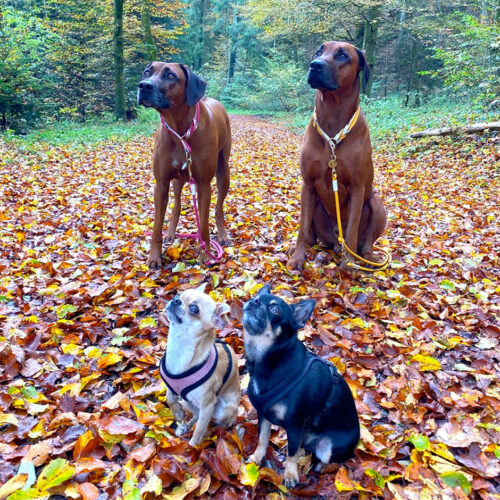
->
[165,232,176,244]
[283,472,299,490]
[147,254,162,269]
[287,254,304,271]
[217,234,231,246]
[175,422,192,437]
[188,436,202,447]
[246,453,263,466]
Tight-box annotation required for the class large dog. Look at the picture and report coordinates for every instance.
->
[288,42,387,270]
[138,63,231,268]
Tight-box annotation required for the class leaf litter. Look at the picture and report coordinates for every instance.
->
[0,117,499,499]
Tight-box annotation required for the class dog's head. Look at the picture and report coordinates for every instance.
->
[307,41,370,93]
[242,284,316,361]
[166,285,230,338]
[137,62,207,110]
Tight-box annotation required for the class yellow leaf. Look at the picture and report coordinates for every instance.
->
[0,473,28,498]
[411,354,441,371]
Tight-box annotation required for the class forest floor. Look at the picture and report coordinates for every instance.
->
[0,116,499,499]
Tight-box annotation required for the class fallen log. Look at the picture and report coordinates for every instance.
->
[410,121,500,138]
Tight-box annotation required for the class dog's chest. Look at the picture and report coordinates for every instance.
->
[244,333,273,362]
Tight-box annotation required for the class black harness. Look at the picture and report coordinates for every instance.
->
[160,339,233,401]
[248,351,342,426]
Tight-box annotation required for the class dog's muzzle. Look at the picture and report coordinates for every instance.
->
[242,301,267,336]
[137,79,170,108]
[307,60,338,90]
[167,296,184,323]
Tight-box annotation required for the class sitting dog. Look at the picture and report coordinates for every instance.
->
[288,41,387,270]
[159,286,240,446]
[243,284,360,488]
[137,62,231,268]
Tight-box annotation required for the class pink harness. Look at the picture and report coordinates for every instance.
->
[160,103,224,265]
[159,340,232,400]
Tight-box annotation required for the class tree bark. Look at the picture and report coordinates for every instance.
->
[113,0,126,120]
[227,13,239,84]
[141,4,157,61]
[362,5,380,97]
[410,121,500,138]
[195,0,205,70]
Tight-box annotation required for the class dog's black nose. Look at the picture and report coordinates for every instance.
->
[139,80,154,91]
[309,59,325,70]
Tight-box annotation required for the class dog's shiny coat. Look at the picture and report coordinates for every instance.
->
[138,62,231,267]
[288,41,387,270]
[161,287,240,446]
[243,285,360,488]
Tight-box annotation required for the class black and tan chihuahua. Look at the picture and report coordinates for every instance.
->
[243,284,360,488]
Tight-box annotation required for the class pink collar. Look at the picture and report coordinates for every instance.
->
[160,102,200,160]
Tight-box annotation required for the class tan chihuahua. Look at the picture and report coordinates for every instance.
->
[159,285,240,446]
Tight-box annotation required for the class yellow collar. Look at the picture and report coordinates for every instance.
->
[312,106,360,147]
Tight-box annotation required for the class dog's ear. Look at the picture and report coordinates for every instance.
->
[212,302,230,329]
[355,48,370,93]
[180,64,207,106]
[292,299,316,329]
[255,284,271,298]
[196,282,207,293]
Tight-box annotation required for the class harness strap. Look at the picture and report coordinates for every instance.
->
[159,339,233,401]
[249,353,329,416]
[215,339,233,395]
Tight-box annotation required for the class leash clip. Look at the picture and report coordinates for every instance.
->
[328,157,337,170]
[181,153,192,171]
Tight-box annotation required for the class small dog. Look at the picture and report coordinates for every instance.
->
[243,284,360,488]
[159,285,240,446]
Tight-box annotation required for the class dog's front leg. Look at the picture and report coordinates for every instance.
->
[196,183,212,266]
[166,388,186,424]
[189,398,216,447]
[165,179,185,243]
[343,186,364,266]
[288,182,316,270]
[148,180,170,269]
[247,417,271,465]
[283,426,303,489]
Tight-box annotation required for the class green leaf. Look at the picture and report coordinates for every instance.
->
[21,386,38,400]
[408,433,430,451]
[440,472,471,495]
[439,279,456,291]
[364,468,385,488]
[139,317,156,329]
[35,458,74,490]
[239,462,260,487]
[429,258,444,266]
[172,262,186,272]
[55,304,77,319]
[123,479,141,500]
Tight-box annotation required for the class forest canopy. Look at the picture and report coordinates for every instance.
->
[0,0,499,130]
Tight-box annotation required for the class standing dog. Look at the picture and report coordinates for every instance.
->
[288,41,387,270]
[159,287,240,446]
[243,284,360,488]
[138,62,231,268]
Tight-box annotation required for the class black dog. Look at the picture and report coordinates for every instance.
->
[243,284,360,488]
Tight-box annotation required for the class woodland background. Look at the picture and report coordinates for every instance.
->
[1,0,499,133]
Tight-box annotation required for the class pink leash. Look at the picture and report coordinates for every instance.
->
[160,103,224,265]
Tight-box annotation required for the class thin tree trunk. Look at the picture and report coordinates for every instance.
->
[141,4,157,61]
[410,121,500,138]
[227,13,239,83]
[113,0,126,120]
[195,0,205,70]
[362,5,380,97]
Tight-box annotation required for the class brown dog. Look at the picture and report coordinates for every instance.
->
[138,63,231,268]
[288,42,387,270]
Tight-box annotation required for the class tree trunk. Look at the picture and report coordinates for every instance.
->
[195,0,205,70]
[141,4,157,61]
[362,5,380,97]
[113,0,126,120]
[227,13,239,84]
[410,121,500,138]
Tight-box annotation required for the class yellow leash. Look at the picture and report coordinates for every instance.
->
[312,107,391,272]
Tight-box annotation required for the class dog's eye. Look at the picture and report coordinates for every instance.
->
[167,73,175,80]
[189,304,199,316]
[269,305,280,316]
[315,49,322,57]
[144,70,151,77]
[336,51,347,60]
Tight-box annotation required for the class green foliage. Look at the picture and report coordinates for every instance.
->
[431,11,499,105]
